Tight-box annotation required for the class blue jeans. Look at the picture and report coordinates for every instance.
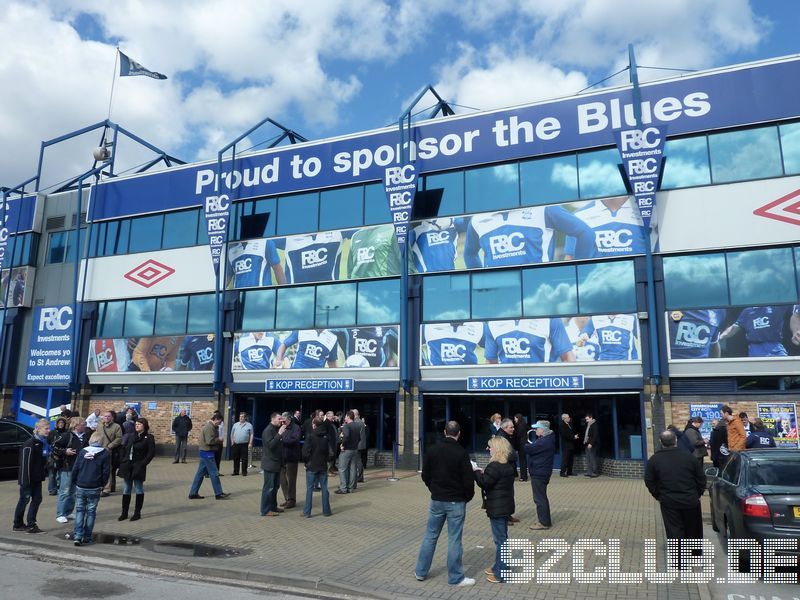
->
[415,500,467,585]
[490,517,509,581]
[13,482,43,528]
[56,471,76,518]
[47,467,59,495]
[122,479,144,495]
[304,470,331,516]
[189,455,223,497]
[260,471,280,515]
[73,487,102,542]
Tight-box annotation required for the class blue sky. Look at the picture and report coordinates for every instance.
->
[1,0,798,191]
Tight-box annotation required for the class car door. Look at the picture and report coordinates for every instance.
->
[717,454,742,535]
[0,422,19,475]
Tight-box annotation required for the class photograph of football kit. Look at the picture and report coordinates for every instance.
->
[666,304,800,359]
[87,334,215,373]
[232,326,399,370]
[225,195,649,290]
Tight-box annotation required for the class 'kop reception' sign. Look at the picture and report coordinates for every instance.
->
[384,164,417,246]
[614,126,665,230]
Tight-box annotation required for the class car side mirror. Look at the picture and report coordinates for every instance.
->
[704,467,719,478]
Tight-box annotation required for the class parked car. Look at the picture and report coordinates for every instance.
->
[0,418,34,479]
[708,449,800,569]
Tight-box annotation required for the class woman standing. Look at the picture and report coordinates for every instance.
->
[473,436,516,584]
[117,418,156,521]
[46,417,68,495]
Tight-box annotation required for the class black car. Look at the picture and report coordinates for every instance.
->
[709,449,800,556]
[0,418,34,479]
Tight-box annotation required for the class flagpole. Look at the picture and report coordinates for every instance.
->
[106,47,119,122]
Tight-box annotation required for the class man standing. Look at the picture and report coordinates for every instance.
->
[583,413,599,477]
[172,409,192,464]
[722,405,746,452]
[260,413,286,516]
[414,421,475,587]
[187,414,229,500]
[335,411,359,495]
[558,414,579,477]
[13,419,50,533]
[525,420,556,531]
[99,411,122,497]
[709,419,729,469]
[85,409,101,435]
[279,411,301,509]
[682,417,708,470]
[644,430,706,561]
[230,412,253,476]
[353,409,367,485]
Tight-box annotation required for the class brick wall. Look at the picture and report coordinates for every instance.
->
[670,395,773,428]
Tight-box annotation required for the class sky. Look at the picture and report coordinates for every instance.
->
[1,0,799,193]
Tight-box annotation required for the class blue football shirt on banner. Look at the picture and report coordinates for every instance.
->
[581,314,639,361]
[668,309,727,359]
[284,231,343,284]
[421,322,484,366]
[283,330,339,368]
[338,327,398,367]
[410,218,463,273]
[228,239,281,288]
[483,318,573,363]
[734,305,790,356]
[463,206,595,268]
[235,333,281,370]
[178,336,215,371]
[563,198,647,258]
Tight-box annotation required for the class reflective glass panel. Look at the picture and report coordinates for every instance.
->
[465,164,519,213]
[523,265,577,316]
[357,279,400,324]
[727,247,797,305]
[520,155,579,206]
[663,253,728,308]
[320,187,363,230]
[155,296,188,334]
[661,136,711,189]
[275,286,315,329]
[780,122,800,175]
[425,171,464,217]
[577,261,636,314]
[423,274,469,321]
[472,270,521,319]
[316,282,357,327]
[47,232,66,264]
[97,301,125,337]
[240,289,276,331]
[162,210,199,249]
[364,183,391,225]
[187,294,216,333]
[128,215,164,253]
[123,298,156,337]
[709,126,783,183]
[578,148,626,198]
[278,192,318,235]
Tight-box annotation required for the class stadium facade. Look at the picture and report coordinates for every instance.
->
[3,54,800,474]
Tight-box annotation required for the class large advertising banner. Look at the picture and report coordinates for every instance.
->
[689,403,723,442]
[226,196,648,290]
[231,326,399,370]
[756,402,799,448]
[420,314,640,366]
[25,305,74,385]
[87,334,215,373]
[666,304,800,360]
[1,266,34,308]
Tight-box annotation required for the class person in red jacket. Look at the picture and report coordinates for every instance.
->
[722,405,746,452]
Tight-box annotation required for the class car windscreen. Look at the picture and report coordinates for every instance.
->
[749,460,800,486]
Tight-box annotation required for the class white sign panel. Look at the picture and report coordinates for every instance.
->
[78,246,216,301]
[658,176,800,253]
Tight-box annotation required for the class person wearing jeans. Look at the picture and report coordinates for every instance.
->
[414,421,475,587]
[301,417,332,517]
[71,432,111,546]
[260,412,286,516]
[188,414,228,500]
[54,417,89,523]
[13,419,50,534]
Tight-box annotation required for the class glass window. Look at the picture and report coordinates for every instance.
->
[661,136,711,189]
[577,261,636,314]
[128,215,164,253]
[780,122,800,175]
[100,219,130,256]
[520,155,579,206]
[315,282,356,327]
[253,198,277,237]
[709,126,783,183]
[187,294,216,333]
[155,296,188,334]
[123,298,156,337]
[364,184,391,225]
[423,274,469,321]
[320,187,363,230]
[275,286,314,329]
[425,171,464,217]
[97,301,124,337]
[197,214,209,245]
[64,230,83,264]
[47,232,66,264]
[240,289,276,331]
[465,164,519,213]
[472,270,521,319]
[578,148,626,198]
[357,279,400,324]
[162,210,199,249]
[523,265,577,316]
[663,253,728,308]
[726,247,797,305]
[278,192,318,235]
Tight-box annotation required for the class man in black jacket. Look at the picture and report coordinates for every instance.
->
[644,430,706,547]
[301,417,333,517]
[260,413,286,517]
[414,421,475,587]
[172,409,192,464]
[558,414,578,477]
[583,413,599,477]
[13,418,50,533]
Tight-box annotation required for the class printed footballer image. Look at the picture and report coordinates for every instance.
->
[1,266,29,308]
[667,304,800,359]
[232,326,399,370]
[420,314,641,366]
[87,335,215,373]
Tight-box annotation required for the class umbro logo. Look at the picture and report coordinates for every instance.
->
[123,259,175,288]
[753,188,800,226]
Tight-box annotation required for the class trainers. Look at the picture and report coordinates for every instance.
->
[26,525,44,534]
[486,573,501,584]
[455,577,475,586]
[188,494,205,500]
[529,523,551,530]
[483,568,493,576]
[12,525,27,532]
[67,513,75,520]
[74,539,82,547]
[334,489,348,495]
[215,493,230,500]
[414,573,425,581]
[56,516,68,524]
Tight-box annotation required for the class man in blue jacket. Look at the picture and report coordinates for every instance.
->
[525,420,556,531]
[71,432,111,546]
